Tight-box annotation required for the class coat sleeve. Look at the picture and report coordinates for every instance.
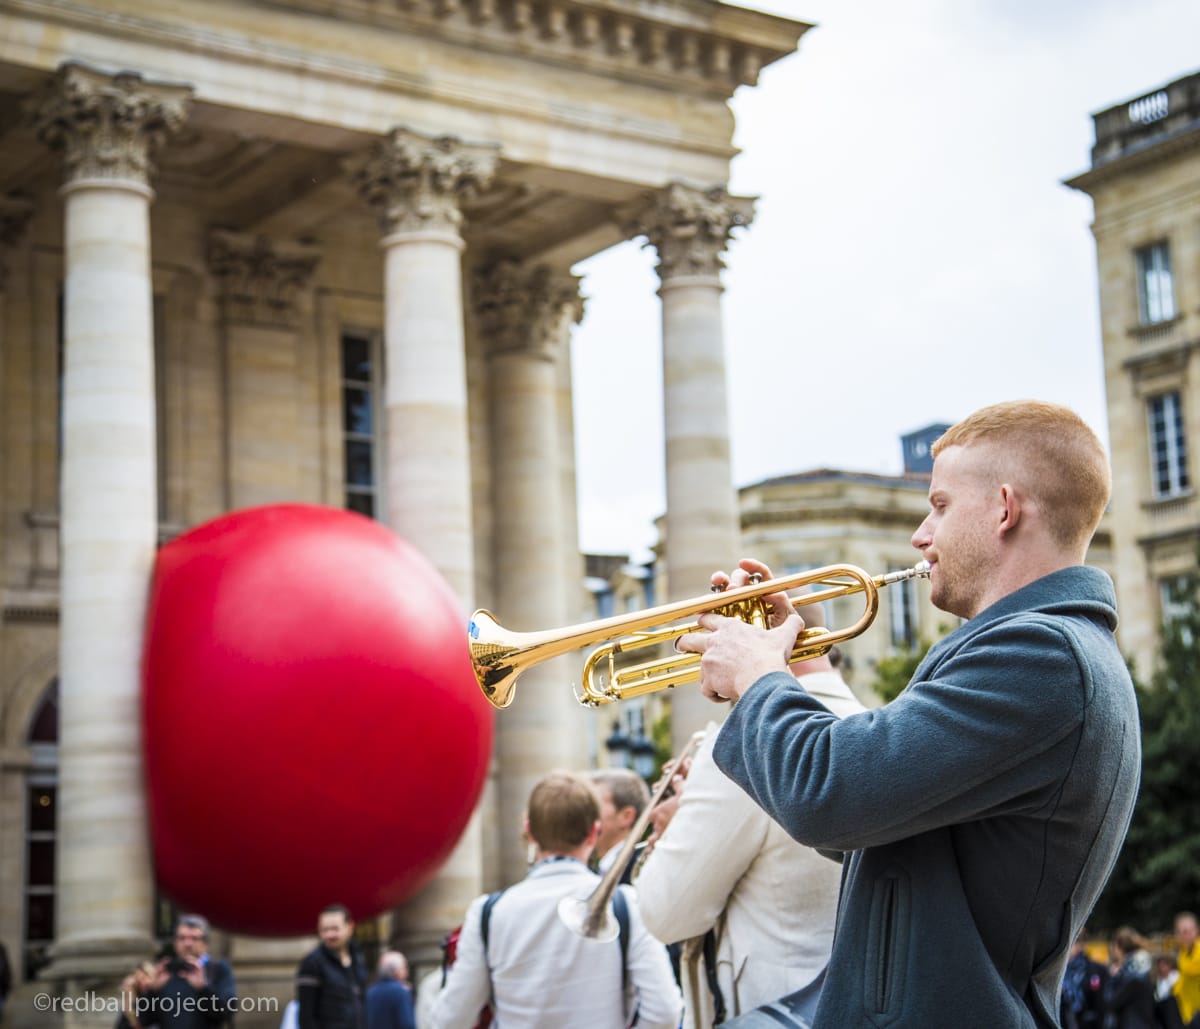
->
[713,617,1092,851]
[201,960,237,1023]
[296,952,322,1029]
[635,733,769,944]
[620,885,684,1029]
[428,896,492,1029]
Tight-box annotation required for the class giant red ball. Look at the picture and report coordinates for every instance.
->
[142,503,492,936]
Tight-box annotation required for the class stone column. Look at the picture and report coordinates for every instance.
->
[348,128,497,961]
[635,183,755,749]
[554,286,590,624]
[205,214,325,1029]
[475,260,587,883]
[207,230,322,508]
[27,62,189,1024]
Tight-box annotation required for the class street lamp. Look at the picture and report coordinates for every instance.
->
[604,720,631,769]
[631,733,657,782]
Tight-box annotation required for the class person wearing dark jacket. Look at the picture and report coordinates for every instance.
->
[682,401,1141,1028]
[1061,932,1107,1029]
[296,904,367,1029]
[1102,927,1158,1029]
[123,915,237,1029]
[365,951,415,1029]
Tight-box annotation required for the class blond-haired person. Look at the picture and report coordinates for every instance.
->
[1174,911,1200,1028]
[681,400,1141,1028]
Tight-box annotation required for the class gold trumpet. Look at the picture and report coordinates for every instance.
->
[558,730,707,941]
[469,560,930,709]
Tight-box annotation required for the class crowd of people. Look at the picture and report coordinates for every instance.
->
[111,401,1185,1028]
[1060,915,1200,1029]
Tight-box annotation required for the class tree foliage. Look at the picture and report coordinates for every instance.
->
[870,640,933,704]
[1088,569,1200,933]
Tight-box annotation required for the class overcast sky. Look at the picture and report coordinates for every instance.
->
[568,0,1200,558]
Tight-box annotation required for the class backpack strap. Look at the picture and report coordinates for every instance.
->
[701,928,727,1026]
[615,887,640,1028]
[612,888,630,990]
[481,889,505,952]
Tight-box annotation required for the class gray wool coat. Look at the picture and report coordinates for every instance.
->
[713,566,1141,1029]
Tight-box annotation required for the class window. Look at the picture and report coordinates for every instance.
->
[889,575,919,649]
[341,331,382,518]
[1147,392,1189,498]
[1135,243,1175,325]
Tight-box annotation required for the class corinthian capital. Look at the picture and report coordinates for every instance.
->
[475,260,584,361]
[633,183,756,281]
[26,62,191,187]
[208,231,321,329]
[347,127,499,238]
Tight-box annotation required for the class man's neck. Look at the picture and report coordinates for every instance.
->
[536,842,593,864]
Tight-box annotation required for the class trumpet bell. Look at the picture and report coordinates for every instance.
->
[467,609,520,709]
[556,894,619,943]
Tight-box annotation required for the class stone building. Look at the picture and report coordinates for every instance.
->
[1067,69,1200,683]
[0,0,810,1023]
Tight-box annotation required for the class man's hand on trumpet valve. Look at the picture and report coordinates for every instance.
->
[679,558,806,704]
[710,558,793,629]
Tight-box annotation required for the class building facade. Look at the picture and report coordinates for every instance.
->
[0,1,809,1023]
[1068,69,1200,683]
[736,467,946,702]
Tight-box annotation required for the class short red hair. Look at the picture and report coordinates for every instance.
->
[933,400,1110,550]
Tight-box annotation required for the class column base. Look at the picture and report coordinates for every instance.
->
[42,931,158,981]
[29,932,158,1029]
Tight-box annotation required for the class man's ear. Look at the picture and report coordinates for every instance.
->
[586,819,601,847]
[998,483,1022,538]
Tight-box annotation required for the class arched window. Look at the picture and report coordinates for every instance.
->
[24,679,58,980]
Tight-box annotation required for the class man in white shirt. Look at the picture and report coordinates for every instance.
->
[589,767,651,883]
[431,771,681,1029]
[636,604,866,1027]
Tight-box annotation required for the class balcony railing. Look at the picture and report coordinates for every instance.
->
[1141,491,1196,524]
[1090,71,1200,167]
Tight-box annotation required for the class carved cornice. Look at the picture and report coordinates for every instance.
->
[347,128,499,239]
[252,0,808,98]
[0,194,34,293]
[1122,337,1199,395]
[475,259,584,360]
[25,62,191,187]
[208,230,321,328]
[632,182,755,280]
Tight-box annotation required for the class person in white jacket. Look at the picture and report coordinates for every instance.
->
[431,770,682,1029]
[635,608,866,1028]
